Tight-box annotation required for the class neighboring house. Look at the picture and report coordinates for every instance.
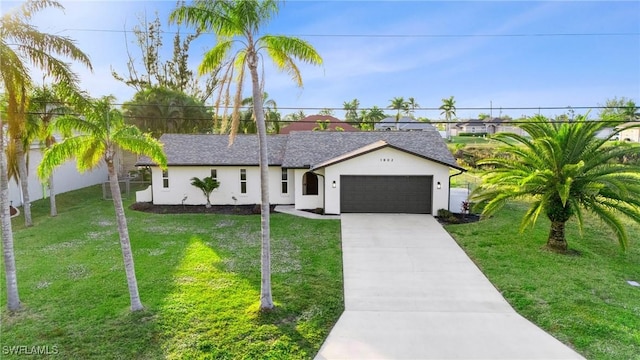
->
[618,122,640,142]
[136,131,464,214]
[451,118,526,136]
[279,115,359,134]
[374,116,435,131]
[7,140,108,206]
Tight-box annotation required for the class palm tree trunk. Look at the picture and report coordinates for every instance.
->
[546,220,568,252]
[0,117,21,311]
[15,141,32,227]
[48,175,57,217]
[249,55,274,310]
[107,162,144,311]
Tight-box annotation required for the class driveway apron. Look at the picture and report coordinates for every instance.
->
[315,214,583,359]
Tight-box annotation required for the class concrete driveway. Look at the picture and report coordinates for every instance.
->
[315,214,583,359]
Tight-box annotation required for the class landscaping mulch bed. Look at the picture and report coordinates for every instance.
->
[130,202,276,215]
[436,213,481,225]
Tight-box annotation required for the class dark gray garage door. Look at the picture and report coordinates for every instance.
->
[340,175,433,214]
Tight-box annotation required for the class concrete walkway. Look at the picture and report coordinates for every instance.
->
[315,214,583,359]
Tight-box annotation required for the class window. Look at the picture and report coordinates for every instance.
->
[302,172,318,195]
[281,168,288,194]
[162,169,169,188]
[240,169,247,194]
[210,169,217,181]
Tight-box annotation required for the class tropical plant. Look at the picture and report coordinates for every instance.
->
[407,97,420,117]
[599,97,638,122]
[239,92,280,134]
[312,119,331,131]
[190,176,220,208]
[439,96,456,139]
[1,0,92,229]
[0,0,92,312]
[38,96,167,311]
[471,115,640,253]
[343,98,360,126]
[388,97,408,129]
[123,86,211,138]
[170,0,322,310]
[359,106,386,131]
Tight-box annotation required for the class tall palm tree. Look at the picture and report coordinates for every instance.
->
[170,0,322,310]
[0,0,92,312]
[388,96,408,130]
[24,83,87,217]
[343,98,360,126]
[1,0,92,228]
[407,97,420,117]
[472,115,640,253]
[439,96,456,140]
[38,96,167,311]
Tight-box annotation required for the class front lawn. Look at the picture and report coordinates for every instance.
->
[446,202,640,359]
[1,185,343,359]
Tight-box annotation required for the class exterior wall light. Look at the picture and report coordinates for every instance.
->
[437,181,441,189]
[332,180,337,188]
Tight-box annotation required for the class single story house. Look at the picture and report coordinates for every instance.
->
[374,116,435,132]
[279,115,359,134]
[618,122,640,142]
[450,118,526,136]
[136,130,464,214]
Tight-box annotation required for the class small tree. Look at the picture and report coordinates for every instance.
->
[190,176,220,208]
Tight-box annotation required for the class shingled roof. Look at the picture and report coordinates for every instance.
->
[137,134,289,166]
[138,130,462,170]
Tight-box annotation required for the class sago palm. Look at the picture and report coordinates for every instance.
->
[472,115,640,253]
[38,96,167,311]
[171,0,322,310]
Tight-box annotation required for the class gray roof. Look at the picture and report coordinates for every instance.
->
[137,134,289,166]
[374,116,435,131]
[138,130,462,170]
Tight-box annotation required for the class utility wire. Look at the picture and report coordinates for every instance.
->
[57,27,639,38]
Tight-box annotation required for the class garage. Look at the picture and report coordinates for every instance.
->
[340,175,433,214]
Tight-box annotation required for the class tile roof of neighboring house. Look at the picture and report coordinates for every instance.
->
[279,115,359,134]
[138,130,463,170]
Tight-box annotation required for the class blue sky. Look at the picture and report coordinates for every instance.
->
[4,0,639,119]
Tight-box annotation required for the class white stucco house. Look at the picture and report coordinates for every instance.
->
[136,130,465,214]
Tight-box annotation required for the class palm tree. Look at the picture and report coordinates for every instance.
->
[170,0,322,310]
[439,96,456,140]
[407,97,420,117]
[38,96,167,311]
[343,98,360,126]
[388,97,408,130]
[25,83,87,217]
[1,0,92,228]
[359,106,386,131]
[190,176,220,208]
[0,0,92,312]
[471,115,640,253]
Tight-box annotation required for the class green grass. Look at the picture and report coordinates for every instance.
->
[1,185,343,359]
[446,202,640,359]
[448,135,492,144]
